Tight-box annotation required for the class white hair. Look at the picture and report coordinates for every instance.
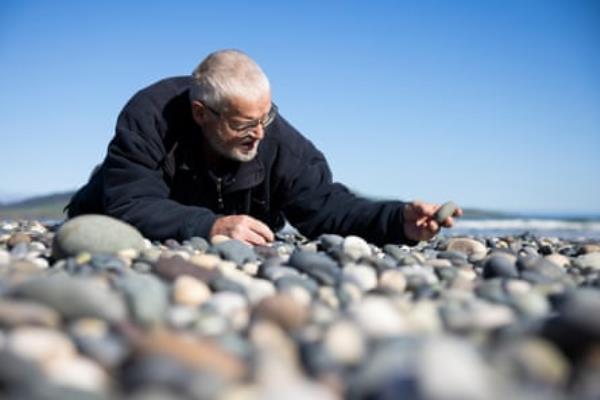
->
[190,49,271,110]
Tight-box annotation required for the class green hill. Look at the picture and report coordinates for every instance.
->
[0,191,74,220]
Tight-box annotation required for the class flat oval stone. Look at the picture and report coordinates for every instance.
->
[482,255,519,279]
[342,236,372,261]
[116,272,168,327]
[288,251,341,286]
[52,215,145,259]
[210,240,257,265]
[434,201,458,223]
[445,238,487,257]
[15,275,127,322]
[253,294,309,332]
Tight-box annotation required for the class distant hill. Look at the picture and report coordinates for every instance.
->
[0,189,515,221]
[0,191,74,220]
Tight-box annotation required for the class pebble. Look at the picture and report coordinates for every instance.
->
[288,250,341,286]
[446,237,487,257]
[323,320,366,365]
[342,263,377,291]
[482,254,519,279]
[342,235,372,260]
[350,296,407,338]
[15,275,127,322]
[434,201,458,223]
[575,252,600,270]
[254,294,309,332]
[378,270,407,293]
[210,239,258,265]
[52,214,145,258]
[173,275,212,306]
[0,219,598,399]
[118,272,169,326]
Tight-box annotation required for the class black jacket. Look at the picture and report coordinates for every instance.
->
[67,76,411,246]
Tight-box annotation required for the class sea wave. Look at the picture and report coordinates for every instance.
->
[455,219,600,231]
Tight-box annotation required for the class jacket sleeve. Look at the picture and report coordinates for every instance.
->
[102,98,218,242]
[276,127,412,246]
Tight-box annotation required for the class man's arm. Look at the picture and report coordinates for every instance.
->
[101,99,218,242]
[273,121,460,246]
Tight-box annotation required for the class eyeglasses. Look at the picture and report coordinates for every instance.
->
[203,102,278,134]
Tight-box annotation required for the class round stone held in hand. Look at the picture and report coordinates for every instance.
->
[434,201,459,224]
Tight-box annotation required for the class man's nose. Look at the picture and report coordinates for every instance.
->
[251,123,265,140]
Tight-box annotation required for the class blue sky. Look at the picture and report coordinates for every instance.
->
[1,0,598,213]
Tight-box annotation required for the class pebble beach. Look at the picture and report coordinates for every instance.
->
[1,215,600,400]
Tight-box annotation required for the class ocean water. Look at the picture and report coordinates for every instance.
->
[450,216,600,241]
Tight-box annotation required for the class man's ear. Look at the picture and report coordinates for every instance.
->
[191,101,208,126]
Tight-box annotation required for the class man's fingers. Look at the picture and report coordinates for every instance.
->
[245,216,274,242]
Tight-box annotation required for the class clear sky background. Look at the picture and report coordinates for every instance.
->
[1,0,599,213]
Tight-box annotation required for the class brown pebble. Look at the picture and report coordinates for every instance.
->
[254,294,309,332]
[8,233,31,248]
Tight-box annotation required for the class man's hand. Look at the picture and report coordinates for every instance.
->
[210,215,274,246]
[403,200,463,242]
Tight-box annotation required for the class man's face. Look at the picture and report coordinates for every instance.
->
[197,93,272,162]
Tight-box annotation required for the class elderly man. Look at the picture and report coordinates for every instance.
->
[67,49,461,246]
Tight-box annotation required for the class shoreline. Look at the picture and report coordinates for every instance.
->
[0,218,599,399]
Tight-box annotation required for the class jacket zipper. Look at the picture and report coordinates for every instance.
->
[216,177,224,210]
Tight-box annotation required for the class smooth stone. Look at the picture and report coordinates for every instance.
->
[575,253,600,270]
[52,214,145,258]
[131,261,152,273]
[483,255,519,279]
[7,232,32,248]
[0,349,45,391]
[493,338,569,387]
[342,235,372,260]
[173,275,212,307]
[254,294,309,332]
[319,287,340,309]
[580,244,600,254]
[382,244,408,263]
[134,330,247,380]
[418,337,493,400]
[45,355,109,392]
[186,236,209,252]
[7,326,76,364]
[189,253,222,270]
[70,318,129,368]
[207,292,249,330]
[259,265,301,281]
[117,272,168,326]
[210,276,247,295]
[15,275,127,322]
[350,296,407,338]
[445,238,487,257]
[242,262,259,276]
[211,234,232,245]
[275,274,319,295]
[193,309,229,336]
[434,201,458,223]
[545,253,571,269]
[10,242,28,259]
[210,239,257,265]
[0,299,61,328]
[426,258,453,268]
[405,300,443,334]
[89,253,127,272]
[246,278,276,305]
[503,279,532,296]
[557,289,600,339]
[378,270,407,293]
[319,234,344,250]
[167,305,200,329]
[0,249,9,266]
[323,320,365,365]
[511,291,551,318]
[154,255,218,283]
[288,251,341,286]
[342,263,377,291]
